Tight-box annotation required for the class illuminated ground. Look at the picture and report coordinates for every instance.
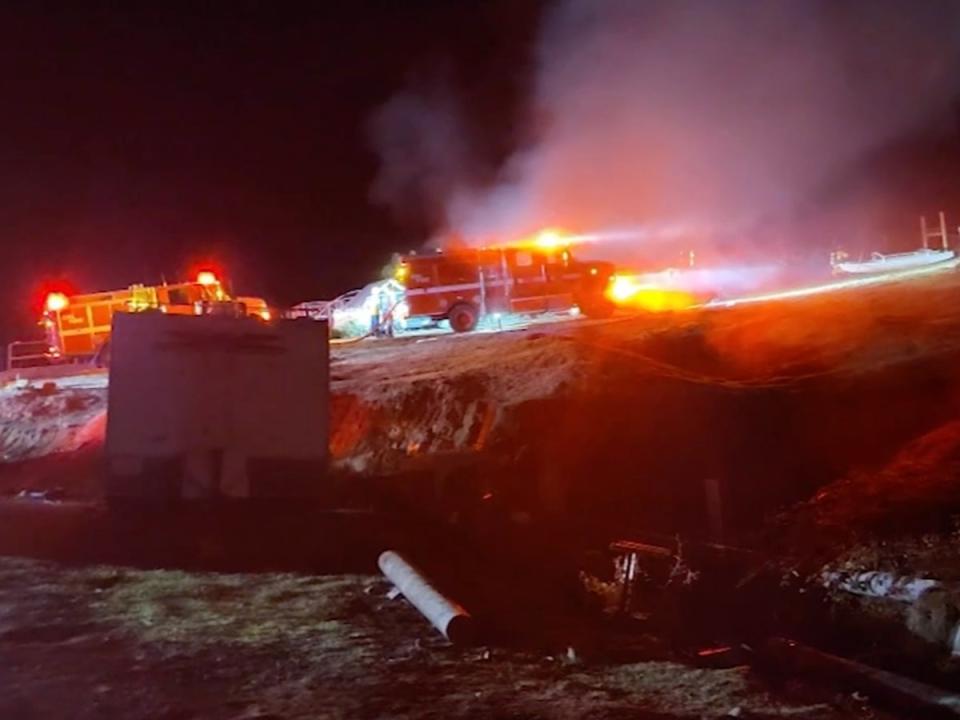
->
[5,269,960,717]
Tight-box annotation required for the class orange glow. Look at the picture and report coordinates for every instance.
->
[606,274,696,312]
[259,308,272,321]
[196,270,218,286]
[45,292,69,313]
[491,227,576,252]
[533,228,565,249]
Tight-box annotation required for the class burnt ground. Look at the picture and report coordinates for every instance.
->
[5,271,960,717]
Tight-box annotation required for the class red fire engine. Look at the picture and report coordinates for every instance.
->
[395,245,616,332]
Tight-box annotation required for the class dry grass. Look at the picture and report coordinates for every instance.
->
[0,557,874,720]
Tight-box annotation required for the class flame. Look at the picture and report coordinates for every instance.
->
[606,274,696,312]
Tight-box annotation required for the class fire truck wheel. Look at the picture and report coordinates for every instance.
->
[448,303,479,333]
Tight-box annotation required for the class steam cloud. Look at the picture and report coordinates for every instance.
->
[372,0,960,264]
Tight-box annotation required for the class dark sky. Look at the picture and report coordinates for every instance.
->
[1,1,959,345]
[0,0,542,340]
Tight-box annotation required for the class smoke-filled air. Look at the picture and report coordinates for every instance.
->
[371,0,960,280]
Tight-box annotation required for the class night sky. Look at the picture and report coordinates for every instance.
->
[1,1,960,345]
[0,0,541,341]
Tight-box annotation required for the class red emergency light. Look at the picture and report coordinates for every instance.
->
[45,292,69,313]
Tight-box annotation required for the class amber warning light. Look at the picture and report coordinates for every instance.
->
[45,292,69,313]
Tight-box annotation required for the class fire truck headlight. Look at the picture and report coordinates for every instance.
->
[607,275,640,303]
[259,308,272,321]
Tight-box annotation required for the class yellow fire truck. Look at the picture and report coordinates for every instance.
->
[26,272,270,365]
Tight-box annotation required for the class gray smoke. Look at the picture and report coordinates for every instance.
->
[373,1,960,259]
[368,77,477,229]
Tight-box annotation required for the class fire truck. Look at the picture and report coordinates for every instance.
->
[16,272,270,367]
[395,245,616,332]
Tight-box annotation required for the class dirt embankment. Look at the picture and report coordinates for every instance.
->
[0,374,107,498]
[0,380,107,463]
[329,274,960,543]
[5,272,960,544]
[779,420,960,563]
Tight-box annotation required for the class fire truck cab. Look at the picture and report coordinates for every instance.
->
[397,246,615,332]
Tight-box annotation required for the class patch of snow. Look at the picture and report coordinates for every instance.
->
[822,570,941,602]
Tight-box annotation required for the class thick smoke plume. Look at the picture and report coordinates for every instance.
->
[368,77,478,231]
[373,0,960,269]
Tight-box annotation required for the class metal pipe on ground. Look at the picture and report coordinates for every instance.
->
[763,638,960,719]
[378,550,475,645]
